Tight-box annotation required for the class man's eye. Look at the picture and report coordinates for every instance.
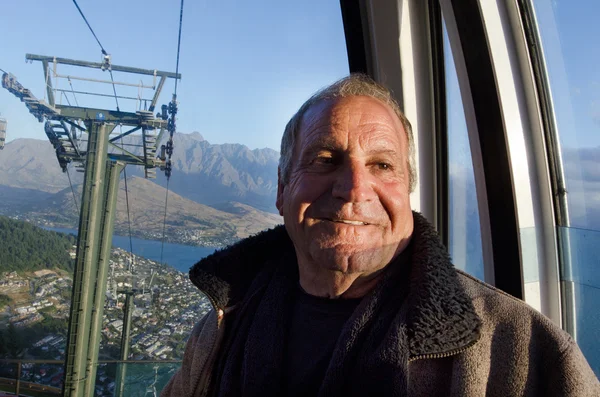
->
[314,157,334,165]
[377,163,391,170]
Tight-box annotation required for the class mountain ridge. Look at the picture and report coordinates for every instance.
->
[0,133,282,246]
[18,175,281,246]
[0,133,280,213]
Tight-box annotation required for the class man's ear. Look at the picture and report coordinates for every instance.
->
[276,168,285,216]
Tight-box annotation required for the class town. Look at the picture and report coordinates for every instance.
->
[0,247,210,394]
[7,212,238,249]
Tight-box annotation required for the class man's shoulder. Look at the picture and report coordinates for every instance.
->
[455,269,534,307]
[455,269,574,351]
[453,270,599,394]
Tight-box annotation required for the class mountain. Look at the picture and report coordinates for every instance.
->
[150,132,279,213]
[21,176,281,246]
[0,133,279,213]
[3,136,598,231]
[0,185,54,213]
[0,138,83,192]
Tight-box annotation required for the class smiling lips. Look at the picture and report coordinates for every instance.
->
[321,218,370,226]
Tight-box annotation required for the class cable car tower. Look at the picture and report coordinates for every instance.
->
[0,114,6,150]
[1,54,180,397]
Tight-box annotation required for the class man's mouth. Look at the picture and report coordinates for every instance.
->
[328,218,369,226]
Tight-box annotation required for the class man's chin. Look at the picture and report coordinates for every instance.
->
[309,246,390,275]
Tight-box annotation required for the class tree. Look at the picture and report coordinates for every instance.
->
[6,323,24,358]
[0,330,6,358]
[0,215,76,272]
[0,294,11,309]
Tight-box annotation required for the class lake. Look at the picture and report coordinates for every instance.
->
[45,227,217,274]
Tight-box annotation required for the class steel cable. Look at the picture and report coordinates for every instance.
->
[174,0,184,96]
[72,0,107,54]
[160,0,184,266]
[120,129,135,274]
[71,0,120,111]
[160,178,170,266]
[66,166,80,213]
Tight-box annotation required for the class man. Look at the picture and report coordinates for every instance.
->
[162,75,599,396]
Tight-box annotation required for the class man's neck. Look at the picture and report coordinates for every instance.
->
[296,238,413,299]
[298,267,386,299]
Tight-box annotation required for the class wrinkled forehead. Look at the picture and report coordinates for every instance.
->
[297,96,407,149]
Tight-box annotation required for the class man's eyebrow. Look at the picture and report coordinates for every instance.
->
[302,138,340,154]
[367,148,398,156]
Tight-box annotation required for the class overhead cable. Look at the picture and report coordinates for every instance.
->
[72,0,108,55]
[162,0,184,180]
[108,70,120,111]
[160,179,170,266]
[159,0,184,265]
[62,91,72,106]
[71,0,120,111]
[120,129,135,273]
[174,0,185,96]
[66,166,80,213]
[122,166,135,272]
[67,77,80,106]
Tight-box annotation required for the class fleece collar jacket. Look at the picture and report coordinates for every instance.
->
[161,212,599,397]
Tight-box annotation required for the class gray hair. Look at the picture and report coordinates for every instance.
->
[279,74,417,193]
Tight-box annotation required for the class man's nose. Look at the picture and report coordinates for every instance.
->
[332,162,376,202]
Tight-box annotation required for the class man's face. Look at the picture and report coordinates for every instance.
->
[277,96,414,278]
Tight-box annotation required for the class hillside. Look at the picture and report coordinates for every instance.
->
[0,215,76,272]
[0,132,279,213]
[0,185,53,214]
[23,175,282,246]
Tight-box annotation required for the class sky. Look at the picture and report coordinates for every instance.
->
[0,0,349,150]
[1,0,598,151]
[1,0,598,231]
[533,0,600,149]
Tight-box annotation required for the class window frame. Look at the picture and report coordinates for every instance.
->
[340,0,566,325]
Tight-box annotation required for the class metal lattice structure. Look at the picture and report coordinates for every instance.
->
[0,116,6,150]
[2,55,178,178]
[2,54,180,397]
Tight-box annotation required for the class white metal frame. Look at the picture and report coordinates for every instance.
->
[356,0,563,325]
[362,0,438,224]
[439,0,496,286]
[474,0,561,322]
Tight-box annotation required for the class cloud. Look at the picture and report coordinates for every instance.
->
[447,149,600,232]
[563,146,600,230]
[564,146,600,182]
[591,100,600,127]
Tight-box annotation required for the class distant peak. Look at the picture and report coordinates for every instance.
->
[190,131,205,141]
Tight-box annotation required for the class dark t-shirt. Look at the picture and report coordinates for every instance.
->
[283,285,361,397]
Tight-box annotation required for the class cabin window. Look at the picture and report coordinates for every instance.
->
[531,0,600,375]
[443,22,485,281]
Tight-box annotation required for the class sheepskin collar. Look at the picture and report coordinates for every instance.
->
[189,211,481,358]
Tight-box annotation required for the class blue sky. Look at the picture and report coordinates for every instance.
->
[1,0,597,152]
[1,2,599,231]
[534,0,600,149]
[0,0,349,150]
